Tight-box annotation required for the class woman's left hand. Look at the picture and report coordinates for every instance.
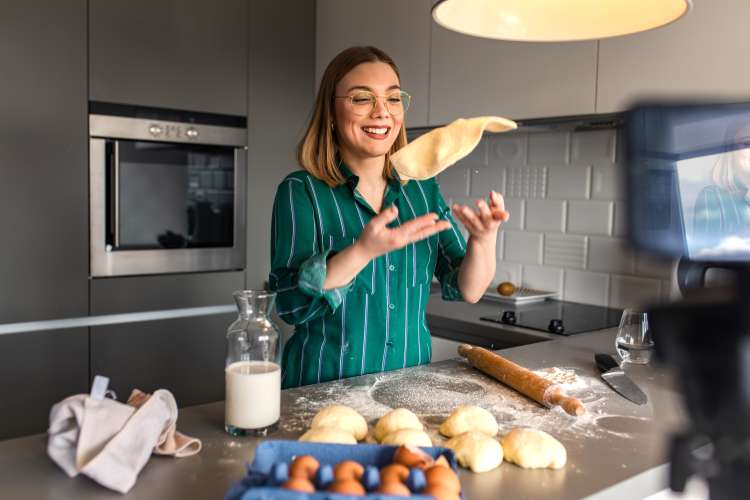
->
[451,190,510,245]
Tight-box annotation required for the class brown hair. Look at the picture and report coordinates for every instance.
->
[297,46,408,187]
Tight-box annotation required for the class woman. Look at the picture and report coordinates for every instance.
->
[693,121,750,252]
[269,46,509,388]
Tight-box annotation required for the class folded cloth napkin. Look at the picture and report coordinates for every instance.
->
[127,389,201,458]
[47,388,201,493]
[390,115,517,180]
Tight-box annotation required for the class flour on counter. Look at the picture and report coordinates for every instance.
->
[279,361,641,443]
[533,367,589,391]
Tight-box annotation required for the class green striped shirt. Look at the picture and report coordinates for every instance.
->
[269,163,466,388]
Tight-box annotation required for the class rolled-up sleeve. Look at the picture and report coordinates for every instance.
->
[433,185,466,301]
[269,176,351,325]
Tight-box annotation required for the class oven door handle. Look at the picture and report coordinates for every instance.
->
[111,141,120,248]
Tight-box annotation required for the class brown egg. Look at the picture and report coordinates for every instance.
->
[425,465,461,494]
[282,477,316,493]
[333,460,365,481]
[380,463,410,483]
[328,479,366,496]
[376,479,412,496]
[422,485,461,500]
[497,281,516,296]
[289,455,320,480]
[393,444,435,470]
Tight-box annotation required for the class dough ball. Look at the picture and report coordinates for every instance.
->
[445,431,503,473]
[374,408,423,442]
[439,405,499,437]
[500,428,567,469]
[310,404,368,441]
[298,426,357,445]
[381,428,433,447]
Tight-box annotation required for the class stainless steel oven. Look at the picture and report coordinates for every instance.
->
[89,103,247,277]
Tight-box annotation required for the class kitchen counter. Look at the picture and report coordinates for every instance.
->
[0,329,685,500]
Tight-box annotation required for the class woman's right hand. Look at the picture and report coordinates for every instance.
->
[355,205,452,260]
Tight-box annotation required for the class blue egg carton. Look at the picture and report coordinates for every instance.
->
[225,440,462,500]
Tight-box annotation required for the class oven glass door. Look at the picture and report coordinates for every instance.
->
[107,139,235,251]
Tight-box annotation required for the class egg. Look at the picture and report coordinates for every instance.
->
[328,479,366,496]
[425,465,461,494]
[422,484,461,500]
[281,477,315,493]
[380,463,410,483]
[497,281,516,296]
[334,460,365,481]
[393,444,434,470]
[376,480,412,496]
[289,455,320,480]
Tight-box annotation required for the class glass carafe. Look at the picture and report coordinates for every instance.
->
[224,290,281,436]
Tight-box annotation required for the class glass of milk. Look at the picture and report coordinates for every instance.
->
[225,290,281,436]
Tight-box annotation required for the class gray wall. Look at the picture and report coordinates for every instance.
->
[436,127,674,309]
[245,0,317,290]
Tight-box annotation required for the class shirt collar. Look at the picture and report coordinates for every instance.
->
[336,159,404,192]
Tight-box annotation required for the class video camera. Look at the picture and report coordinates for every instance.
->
[626,102,750,499]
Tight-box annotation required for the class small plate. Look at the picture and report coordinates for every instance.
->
[483,288,558,304]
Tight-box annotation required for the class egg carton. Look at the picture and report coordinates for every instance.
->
[224,440,462,500]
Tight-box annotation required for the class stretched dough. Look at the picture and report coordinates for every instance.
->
[310,404,368,441]
[374,408,423,442]
[380,429,433,447]
[298,427,357,445]
[445,431,503,473]
[439,405,498,437]
[501,428,567,469]
[390,116,517,180]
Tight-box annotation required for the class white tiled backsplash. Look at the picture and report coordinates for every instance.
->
[437,128,674,309]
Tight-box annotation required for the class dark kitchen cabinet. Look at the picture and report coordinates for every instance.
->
[0,328,88,440]
[0,1,88,323]
[90,315,233,408]
[90,271,244,406]
[89,0,247,115]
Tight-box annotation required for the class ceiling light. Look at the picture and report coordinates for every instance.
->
[432,0,692,42]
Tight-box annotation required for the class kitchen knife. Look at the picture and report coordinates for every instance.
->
[594,353,648,405]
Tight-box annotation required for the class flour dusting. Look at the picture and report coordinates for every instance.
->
[278,360,637,444]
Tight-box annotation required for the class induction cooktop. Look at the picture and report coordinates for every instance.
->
[480,299,622,336]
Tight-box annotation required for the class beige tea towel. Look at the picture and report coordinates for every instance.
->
[47,388,201,493]
[391,116,517,180]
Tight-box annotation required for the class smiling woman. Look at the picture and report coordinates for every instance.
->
[268,46,509,388]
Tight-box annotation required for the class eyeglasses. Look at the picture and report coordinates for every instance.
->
[335,90,411,116]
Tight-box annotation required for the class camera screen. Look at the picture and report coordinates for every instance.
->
[626,103,750,261]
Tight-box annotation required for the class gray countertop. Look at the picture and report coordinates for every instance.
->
[0,328,685,500]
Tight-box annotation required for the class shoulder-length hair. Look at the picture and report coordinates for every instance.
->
[297,46,408,187]
[712,118,750,194]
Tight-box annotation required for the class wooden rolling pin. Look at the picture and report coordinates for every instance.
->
[458,344,585,416]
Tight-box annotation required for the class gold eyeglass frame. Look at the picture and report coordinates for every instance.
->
[334,90,412,116]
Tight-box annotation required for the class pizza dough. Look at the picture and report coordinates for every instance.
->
[380,428,433,447]
[310,404,368,441]
[390,116,517,180]
[439,405,498,438]
[298,427,357,445]
[500,428,567,469]
[445,431,503,473]
[374,408,424,442]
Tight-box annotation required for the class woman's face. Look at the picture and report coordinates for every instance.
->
[333,62,404,163]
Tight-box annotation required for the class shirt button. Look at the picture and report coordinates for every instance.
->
[389,303,395,310]
[388,264,396,271]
